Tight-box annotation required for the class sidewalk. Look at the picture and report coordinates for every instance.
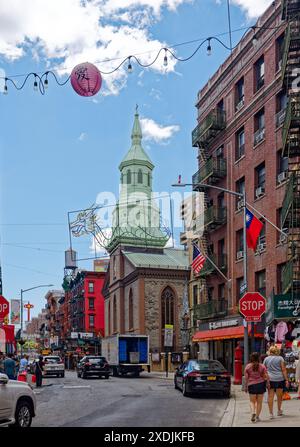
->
[221,384,300,427]
[148,371,175,380]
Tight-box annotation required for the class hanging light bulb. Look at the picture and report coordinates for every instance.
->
[44,72,49,89]
[163,49,168,67]
[3,78,8,95]
[127,57,133,73]
[207,39,212,56]
[33,75,38,92]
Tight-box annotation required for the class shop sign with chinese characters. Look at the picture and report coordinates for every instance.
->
[266,293,300,323]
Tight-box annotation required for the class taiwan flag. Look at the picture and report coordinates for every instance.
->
[246,208,264,250]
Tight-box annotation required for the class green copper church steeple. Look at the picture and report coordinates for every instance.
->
[106,108,169,253]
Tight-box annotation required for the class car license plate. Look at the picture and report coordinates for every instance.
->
[95,366,100,369]
[207,376,216,381]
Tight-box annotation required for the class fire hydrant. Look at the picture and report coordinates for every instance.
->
[234,342,243,385]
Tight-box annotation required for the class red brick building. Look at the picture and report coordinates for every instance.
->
[61,270,106,354]
[188,0,300,372]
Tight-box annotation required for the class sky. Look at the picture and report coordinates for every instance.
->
[0,0,273,320]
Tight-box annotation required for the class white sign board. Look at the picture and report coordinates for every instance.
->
[164,325,173,347]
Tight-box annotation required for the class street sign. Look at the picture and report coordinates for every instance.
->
[0,295,9,323]
[239,292,266,322]
[240,282,247,295]
[164,324,173,347]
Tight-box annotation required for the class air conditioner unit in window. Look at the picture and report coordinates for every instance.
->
[236,99,245,112]
[277,171,288,183]
[237,199,244,211]
[256,242,266,252]
[255,186,265,198]
[279,229,288,243]
[236,250,244,260]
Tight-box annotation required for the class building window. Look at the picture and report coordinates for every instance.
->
[236,127,245,160]
[193,285,198,307]
[113,257,116,279]
[218,284,225,300]
[236,177,245,210]
[277,150,288,183]
[255,270,266,297]
[236,277,244,303]
[138,169,143,184]
[217,99,224,111]
[129,289,133,330]
[236,229,244,255]
[88,282,94,293]
[113,295,117,333]
[254,108,265,145]
[255,162,266,198]
[235,77,244,110]
[276,33,285,71]
[218,239,225,267]
[89,298,95,310]
[254,56,264,92]
[147,173,151,187]
[277,263,286,293]
[276,91,287,127]
[161,287,175,327]
[89,315,95,328]
[127,170,132,184]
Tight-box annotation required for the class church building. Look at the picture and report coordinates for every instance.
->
[102,110,190,353]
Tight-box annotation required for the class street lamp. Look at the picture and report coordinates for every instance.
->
[20,284,54,355]
[171,181,249,365]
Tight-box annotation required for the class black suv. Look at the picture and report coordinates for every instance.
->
[77,356,110,379]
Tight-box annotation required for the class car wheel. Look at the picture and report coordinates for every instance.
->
[182,380,190,397]
[104,375,109,379]
[14,401,32,428]
[82,372,87,379]
[61,373,65,378]
[174,377,179,390]
[77,372,80,378]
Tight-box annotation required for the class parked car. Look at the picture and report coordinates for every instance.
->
[0,373,36,427]
[77,356,110,379]
[174,359,231,398]
[43,356,65,378]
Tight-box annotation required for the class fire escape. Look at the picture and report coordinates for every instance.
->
[281,0,300,297]
[191,107,227,322]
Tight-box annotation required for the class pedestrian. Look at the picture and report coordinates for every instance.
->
[35,355,44,388]
[263,345,289,419]
[296,356,300,399]
[19,355,28,373]
[244,352,269,423]
[3,353,16,380]
[0,352,4,373]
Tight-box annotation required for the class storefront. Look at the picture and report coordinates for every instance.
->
[265,292,300,392]
[192,316,264,374]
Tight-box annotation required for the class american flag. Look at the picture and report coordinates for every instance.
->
[191,244,206,273]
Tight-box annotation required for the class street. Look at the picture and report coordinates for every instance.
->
[32,371,229,427]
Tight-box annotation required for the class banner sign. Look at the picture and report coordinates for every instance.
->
[11,299,21,324]
[164,324,173,347]
[266,293,300,324]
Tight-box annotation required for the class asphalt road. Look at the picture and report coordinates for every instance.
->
[31,371,229,427]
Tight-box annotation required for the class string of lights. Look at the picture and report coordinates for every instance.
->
[1,23,284,95]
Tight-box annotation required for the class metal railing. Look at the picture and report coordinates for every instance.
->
[192,109,226,147]
[204,206,227,228]
[282,95,300,153]
[198,253,227,277]
[283,259,293,293]
[193,300,228,320]
[192,157,227,184]
[281,173,294,226]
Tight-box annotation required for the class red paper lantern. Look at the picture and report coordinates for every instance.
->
[71,62,102,97]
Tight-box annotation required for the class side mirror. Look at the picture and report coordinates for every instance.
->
[0,374,9,385]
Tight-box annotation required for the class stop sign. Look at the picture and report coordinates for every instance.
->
[0,295,9,322]
[239,292,266,322]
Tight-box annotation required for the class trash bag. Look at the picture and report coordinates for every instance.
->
[282,391,291,400]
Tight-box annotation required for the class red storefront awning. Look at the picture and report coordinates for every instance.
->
[193,325,264,342]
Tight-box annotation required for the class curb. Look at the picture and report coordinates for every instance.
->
[219,391,236,427]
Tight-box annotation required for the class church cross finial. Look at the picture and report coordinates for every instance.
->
[135,104,138,114]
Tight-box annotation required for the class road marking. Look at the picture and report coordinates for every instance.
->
[63,385,91,389]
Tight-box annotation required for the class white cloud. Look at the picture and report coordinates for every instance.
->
[78,132,87,141]
[140,117,180,143]
[231,0,273,18]
[0,0,191,95]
